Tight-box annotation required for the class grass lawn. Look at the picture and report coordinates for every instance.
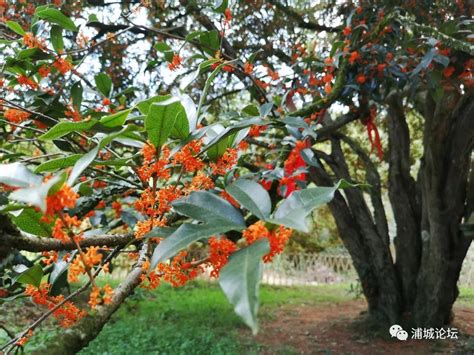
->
[1,280,473,354]
[79,281,354,355]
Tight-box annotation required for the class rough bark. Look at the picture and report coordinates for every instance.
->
[386,94,421,310]
[413,91,473,326]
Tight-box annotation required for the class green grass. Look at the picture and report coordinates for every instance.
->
[78,281,353,355]
[2,281,472,354]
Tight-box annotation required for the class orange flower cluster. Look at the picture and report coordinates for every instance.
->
[134,218,167,239]
[25,283,85,328]
[349,51,360,64]
[168,53,182,71]
[88,284,114,309]
[137,144,170,181]
[23,32,45,49]
[207,236,236,277]
[173,140,204,172]
[52,215,81,243]
[43,183,78,220]
[243,62,254,74]
[185,171,215,192]
[111,201,122,218]
[53,57,73,75]
[38,65,51,78]
[210,148,238,175]
[17,75,38,89]
[280,140,308,197]
[242,221,293,262]
[41,251,58,265]
[68,246,103,282]
[16,330,33,347]
[157,251,202,287]
[140,260,161,290]
[65,107,81,121]
[248,124,268,137]
[4,108,31,123]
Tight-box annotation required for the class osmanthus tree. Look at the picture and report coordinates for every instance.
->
[0,0,472,353]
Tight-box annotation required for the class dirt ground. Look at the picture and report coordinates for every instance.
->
[255,300,474,354]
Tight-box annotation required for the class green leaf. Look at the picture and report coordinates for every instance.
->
[10,208,52,237]
[99,109,131,128]
[196,60,232,119]
[145,100,179,148]
[202,117,265,159]
[242,104,259,116]
[198,30,220,55]
[149,223,238,269]
[172,190,246,227]
[36,8,78,32]
[39,120,98,140]
[49,258,69,296]
[68,146,99,185]
[50,25,64,53]
[34,155,81,173]
[6,21,25,35]
[213,0,228,13]
[219,239,270,335]
[154,42,171,52]
[16,264,44,288]
[330,41,345,57]
[271,184,340,232]
[226,179,271,220]
[0,163,42,187]
[94,73,113,97]
[71,81,83,109]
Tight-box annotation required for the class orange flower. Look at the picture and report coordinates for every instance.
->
[43,183,78,219]
[243,62,254,74]
[210,148,238,175]
[17,75,38,89]
[349,51,360,64]
[324,83,332,94]
[242,221,292,262]
[38,65,51,78]
[157,251,203,287]
[248,124,267,137]
[208,236,236,277]
[322,73,333,83]
[168,53,182,71]
[186,171,215,192]
[15,330,33,347]
[53,57,73,75]
[173,140,205,172]
[443,66,455,78]
[224,8,232,23]
[23,32,45,49]
[4,109,31,123]
[42,251,58,265]
[356,73,366,84]
[112,201,122,218]
[343,26,351,36]
[68,246,103,282]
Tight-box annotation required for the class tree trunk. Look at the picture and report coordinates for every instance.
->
[310,90,473,327]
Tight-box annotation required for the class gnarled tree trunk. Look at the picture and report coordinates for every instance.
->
[310,89,473,327]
